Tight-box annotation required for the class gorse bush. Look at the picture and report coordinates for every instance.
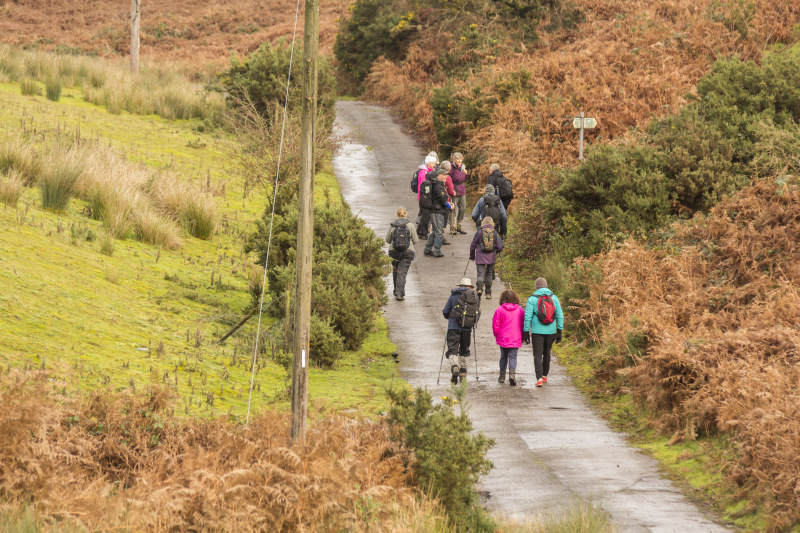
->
[220,40,337,121]
[246,195,390,363]
[387,385,494,529]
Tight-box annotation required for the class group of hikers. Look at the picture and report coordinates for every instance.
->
[385,151,565,387]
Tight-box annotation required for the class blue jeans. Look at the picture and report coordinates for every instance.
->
[499,347,518,371]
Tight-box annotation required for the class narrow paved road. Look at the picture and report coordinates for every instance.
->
[332,101,729,532]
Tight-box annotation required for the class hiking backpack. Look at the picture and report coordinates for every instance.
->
[535,293,556,326]
[449,290,480,328]
[392,222,411,252]
[484,198,502,225]
[496,176,513,200]
[419,179,434,210]
[410,170,420,193]
[480,227,495,253]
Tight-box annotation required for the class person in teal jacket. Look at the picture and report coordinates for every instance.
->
[522,277,564,387]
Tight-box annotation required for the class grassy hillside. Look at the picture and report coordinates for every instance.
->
[0,71,399,420]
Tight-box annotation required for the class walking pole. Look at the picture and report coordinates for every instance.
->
[472,327,479,381]
[499,252,513,291]
[462,258,472,278]
[450,208,456,256]
[436,328,449,385]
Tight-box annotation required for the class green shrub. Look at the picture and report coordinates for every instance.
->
[220,40,337,121]
[246,196,390,360]
[0,171,23,207]
[309,314,345,366]
[334,0,413,92]
[19,78,41,96]
[387,385,494,528]
[46,78,62,102]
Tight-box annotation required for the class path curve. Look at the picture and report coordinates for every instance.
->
[332,101,729,532]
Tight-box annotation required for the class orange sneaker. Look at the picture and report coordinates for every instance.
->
[542,376,548,384]
[535,379,544,388]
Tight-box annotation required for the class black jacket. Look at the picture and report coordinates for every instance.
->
[428,179,449,214]
[488,170,513,200]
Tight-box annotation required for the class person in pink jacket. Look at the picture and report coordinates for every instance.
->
[492,289,525,385]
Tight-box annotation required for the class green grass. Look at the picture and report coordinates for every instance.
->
[0,75,400,419]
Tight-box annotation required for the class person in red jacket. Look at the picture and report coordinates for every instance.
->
[492,289,525,385]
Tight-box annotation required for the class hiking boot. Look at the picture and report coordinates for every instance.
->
[450,365,459,385]
[432,250,444,258]
[509,372,516,386]
[535,378,544,388]
[498,371,505,383]
[423,248,433,256]
[442,238,451,245]
[457,225,467,235]
[485,293,492,299]
[395,295,404,301]
[459,369,467,383]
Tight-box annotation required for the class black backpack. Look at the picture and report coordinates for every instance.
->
[419,179,434,210]
[410,170,420,193]
[392,222,411,252]
[496,176,513,200]
[484,197,502,224]
[449,290,480,328]
[480,227,495,252]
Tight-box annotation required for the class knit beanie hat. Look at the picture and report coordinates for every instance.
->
[534,277,548,290]
[485,184,495,194]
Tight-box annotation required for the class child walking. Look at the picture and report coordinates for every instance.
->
[492,289,525,385]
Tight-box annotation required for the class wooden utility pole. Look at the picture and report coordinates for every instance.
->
[130,0,141,74]
[290,0,320,443]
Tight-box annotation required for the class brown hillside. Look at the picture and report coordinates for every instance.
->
[0,0,348,72]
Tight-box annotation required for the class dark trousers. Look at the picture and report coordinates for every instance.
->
[446,329,471,370]
[389,249,415,297]
[532,333,555,380]
[475,263,495,295]
[417,209,429,238]
[499,347,518,371]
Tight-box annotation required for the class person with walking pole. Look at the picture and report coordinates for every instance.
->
[522,277,564,388]
[442,278,481,384]
[469,216,503,299]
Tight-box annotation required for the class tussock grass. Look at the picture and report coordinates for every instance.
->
[45,78,62,102]
[0,171,23,207]
[38,148,85,212]
[0,44,224,122]
[132,203,182,250]
[19,78,40,96]
[85,182,137,238]
[152,177,218,239]
[98,231,115,256]
[0,136,43,185]
[496,501,617,532]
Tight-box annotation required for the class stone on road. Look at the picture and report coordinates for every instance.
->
[332,101,728,532]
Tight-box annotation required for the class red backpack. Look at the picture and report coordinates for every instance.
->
[536,294,556,325]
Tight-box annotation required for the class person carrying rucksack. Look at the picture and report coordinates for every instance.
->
[385,207,418,301]
[442,277,481,384]
[522,277,564,388]
[468,216,503,299]
[448,152,468,235]
[423,169,450,258]
[487,164,514,212]
[471,184,507,237]
[413,154,438,239]
[492,289,525,386]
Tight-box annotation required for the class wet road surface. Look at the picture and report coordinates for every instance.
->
[332,101,729,532]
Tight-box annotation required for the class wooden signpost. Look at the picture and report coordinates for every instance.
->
[573,112,598,160]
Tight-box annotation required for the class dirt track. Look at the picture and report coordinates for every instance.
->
[332,101,731,532]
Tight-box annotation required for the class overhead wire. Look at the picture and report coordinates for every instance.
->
[246,0,303,429]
